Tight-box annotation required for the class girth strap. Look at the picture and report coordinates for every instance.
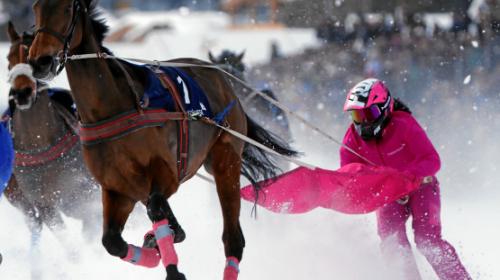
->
[79,109,186,146]
[16,131,79,167]
[152,69,190,181]
[77,68,193,181]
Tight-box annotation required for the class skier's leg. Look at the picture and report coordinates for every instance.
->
[377,201,422,280]
[410,180,471,280]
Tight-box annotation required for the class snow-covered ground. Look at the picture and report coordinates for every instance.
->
[0,122,498,279]
[0,12,499,280]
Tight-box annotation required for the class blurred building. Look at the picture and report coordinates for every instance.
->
[98,0,221,11]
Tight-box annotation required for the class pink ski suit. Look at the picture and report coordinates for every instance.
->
[340,111,471,280]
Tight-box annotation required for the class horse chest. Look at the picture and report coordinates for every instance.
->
[13,146,91,206]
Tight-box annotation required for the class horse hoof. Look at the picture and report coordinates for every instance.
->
[166,265,186,280]
[173,226,186,243]
[143,232,158,249]
[166,274,186,280]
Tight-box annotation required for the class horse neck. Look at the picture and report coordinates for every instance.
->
[13,90,66,152]
[65,31,144,124]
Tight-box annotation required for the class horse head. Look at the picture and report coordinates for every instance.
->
[28,0,93,80]
[6,22,39,111]
[208,50,246,80]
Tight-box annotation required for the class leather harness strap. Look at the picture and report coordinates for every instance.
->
[16,131,79,167]
[153,69,190,181]
[78,70,191,181]
[79,109,186,145]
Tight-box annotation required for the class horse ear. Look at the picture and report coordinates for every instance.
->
[7,21,20,43]
[237,51,246,61]
[208,51,216,63]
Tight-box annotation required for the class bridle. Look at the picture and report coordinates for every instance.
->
[35,0,87,75]
[8,39,49,111]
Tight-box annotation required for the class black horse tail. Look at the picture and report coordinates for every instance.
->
[240,115,298,201]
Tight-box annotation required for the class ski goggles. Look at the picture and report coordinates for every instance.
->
[350,105,382,124]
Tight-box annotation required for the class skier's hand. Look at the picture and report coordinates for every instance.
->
[422,176,433,184]
[396,195,409,205]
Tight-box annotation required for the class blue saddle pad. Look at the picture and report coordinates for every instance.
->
[48,87,77,115]
[139,64,213,118]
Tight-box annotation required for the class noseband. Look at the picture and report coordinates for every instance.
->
[35,0,87,74]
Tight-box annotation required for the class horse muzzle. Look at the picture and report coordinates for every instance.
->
[10,87,36,111]
[29,56,57,81]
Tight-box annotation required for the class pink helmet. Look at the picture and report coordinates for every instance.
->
[344,78,393,112]
[344,78,394,140]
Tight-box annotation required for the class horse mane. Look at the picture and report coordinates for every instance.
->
[87,1,112,54]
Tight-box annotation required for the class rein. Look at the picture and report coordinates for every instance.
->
[62,53,375,166]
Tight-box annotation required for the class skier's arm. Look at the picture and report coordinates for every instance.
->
[340,127,364,167]
[404,118,441,178]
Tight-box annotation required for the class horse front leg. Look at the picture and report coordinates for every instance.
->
[147,192,186,280]
[37,205,79,262]
[143,198,186,249]
[3,177,44,279]
[211,141,245,280]
[100,189,137,260]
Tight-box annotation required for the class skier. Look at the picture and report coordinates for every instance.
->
[0,121,14,265]
[340,78,471,279]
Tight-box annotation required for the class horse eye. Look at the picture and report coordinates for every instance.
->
[65,5,73,14]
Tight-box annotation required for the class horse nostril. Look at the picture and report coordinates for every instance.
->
[29,55,56,80]
[37,56,54,68]
[10,88,34,99]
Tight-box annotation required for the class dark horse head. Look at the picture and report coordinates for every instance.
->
[6,22,38,110]
[209,50,246,81]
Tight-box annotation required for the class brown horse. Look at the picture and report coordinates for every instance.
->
[4,22,101,278]
[28,1,296,279]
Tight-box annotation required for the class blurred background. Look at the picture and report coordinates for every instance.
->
[0,0,499,279]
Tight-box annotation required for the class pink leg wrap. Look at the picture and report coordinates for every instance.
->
[121,244,160,268]
[153,219,178,266]
[223,257,240,280]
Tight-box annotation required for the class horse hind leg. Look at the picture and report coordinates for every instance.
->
[210,140,246,280]
[147,192,186,280]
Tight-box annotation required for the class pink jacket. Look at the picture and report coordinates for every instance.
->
[340,111,441,178]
